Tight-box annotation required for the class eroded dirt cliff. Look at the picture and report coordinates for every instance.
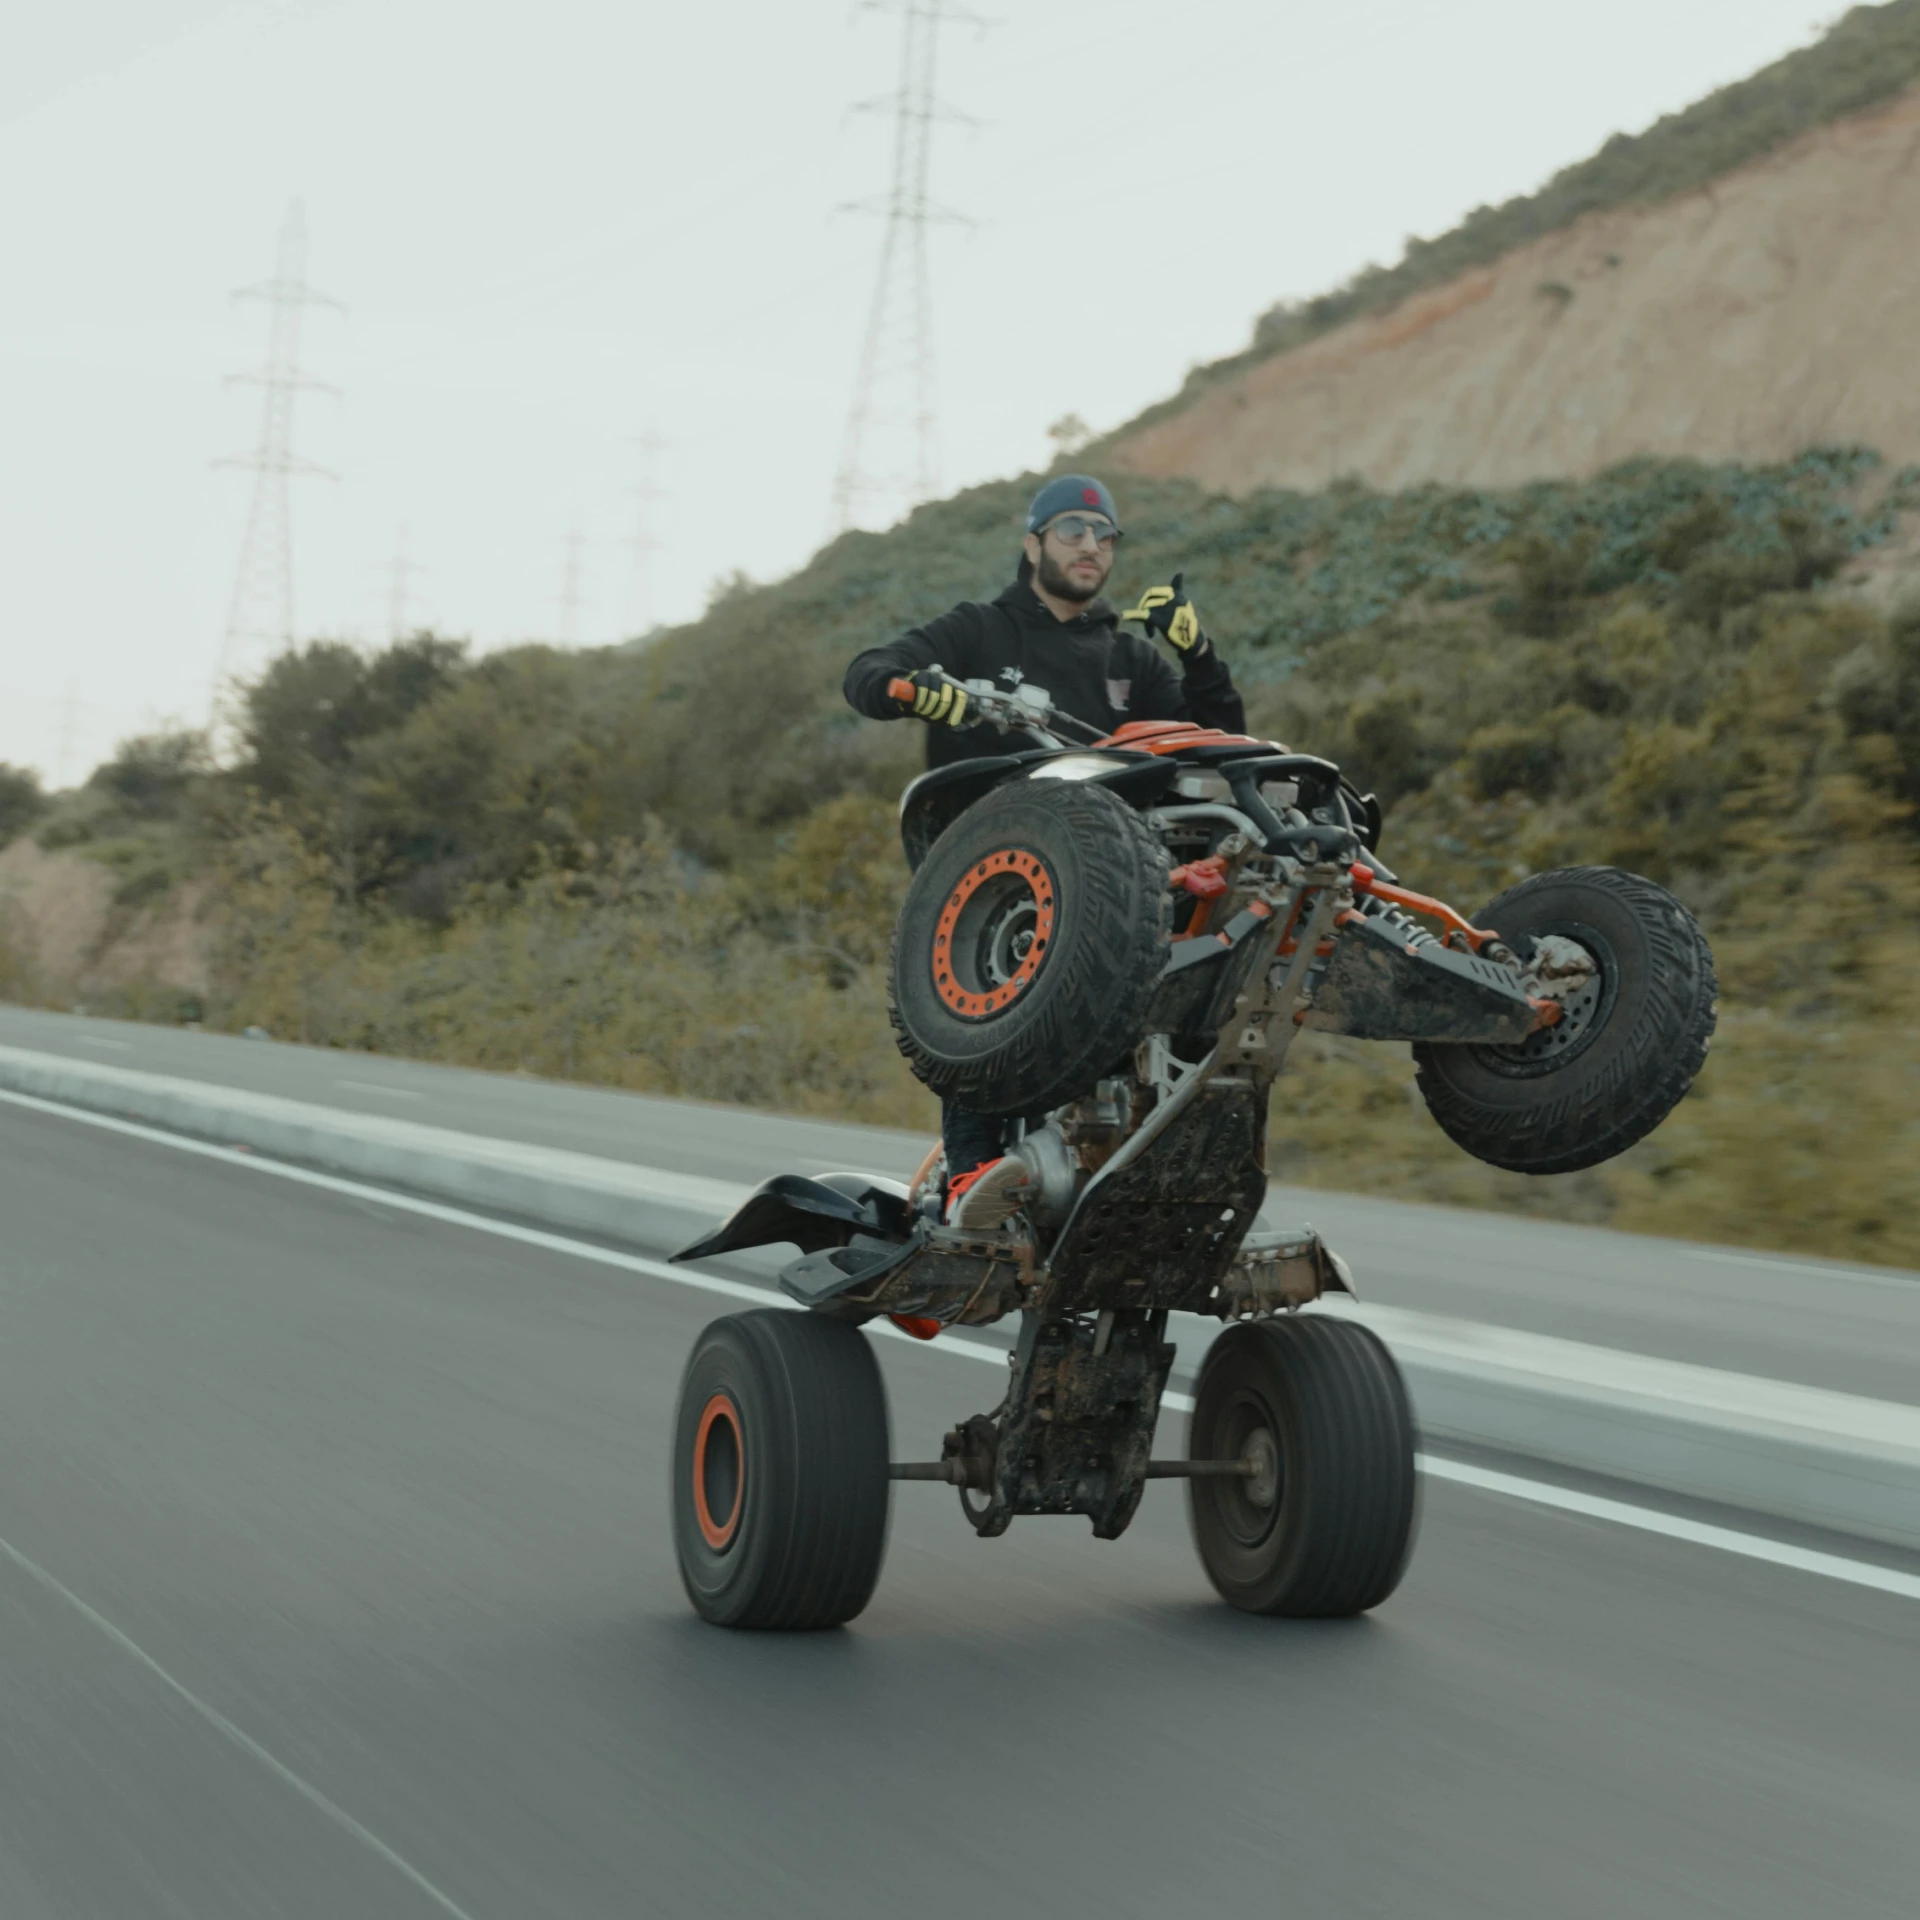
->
[0,838,209,1006]
[1108,86,1920,495]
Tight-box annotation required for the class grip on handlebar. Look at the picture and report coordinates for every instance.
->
[887,677,917,703]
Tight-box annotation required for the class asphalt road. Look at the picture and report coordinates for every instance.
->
[4,1005,1916,1404]
[2,1098,1916,1918]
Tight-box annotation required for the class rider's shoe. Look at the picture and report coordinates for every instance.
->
[944,1156,1028,1231]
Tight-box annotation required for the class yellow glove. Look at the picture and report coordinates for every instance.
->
[1122,571,1206,653]
[893,668,970,727]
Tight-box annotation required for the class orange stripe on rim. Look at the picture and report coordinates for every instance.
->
[931,849,1057,1019]
[692,1392,744,1551]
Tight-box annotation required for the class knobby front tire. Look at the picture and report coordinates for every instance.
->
[1413,865,1717,1175]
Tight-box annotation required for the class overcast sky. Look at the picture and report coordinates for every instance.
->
[1,0,1835,783]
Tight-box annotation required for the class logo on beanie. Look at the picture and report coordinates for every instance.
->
[1081,487,1100,506]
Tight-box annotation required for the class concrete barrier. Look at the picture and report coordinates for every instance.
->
[1316,1298,1920,1552]
[0,1044,737,1253]
[5,1043,1917,1551]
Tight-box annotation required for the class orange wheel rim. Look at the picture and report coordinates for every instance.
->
[931,849,1057,1019]
[692,1393,744,1550]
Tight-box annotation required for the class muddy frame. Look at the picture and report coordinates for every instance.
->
[675,852,1560,1542]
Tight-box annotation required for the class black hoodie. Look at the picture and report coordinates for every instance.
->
[842,565,1247,769]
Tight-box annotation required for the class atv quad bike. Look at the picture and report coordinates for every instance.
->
[669,671,1717,1629]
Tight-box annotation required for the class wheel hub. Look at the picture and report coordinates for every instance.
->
[1476,926,1616,1077]
[1241,1427,1280,1510]
[1514,934,1602,1062]
[1524,968,1601,1055]
[931,849,1058,1019]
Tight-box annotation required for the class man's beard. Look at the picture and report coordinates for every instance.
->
[1035,547,1106,603]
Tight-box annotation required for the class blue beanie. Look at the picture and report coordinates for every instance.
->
[1026,473,1120,534]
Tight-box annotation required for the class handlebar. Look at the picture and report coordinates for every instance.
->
[888,670,1106,746]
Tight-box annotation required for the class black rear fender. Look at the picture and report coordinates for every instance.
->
[672,1171,914,1263]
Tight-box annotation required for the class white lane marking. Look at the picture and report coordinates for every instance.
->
[1415,1457,1920,1600]
[0,1089,783,1313]
[0,1529,478,1920]
[6,1086,1918,1606]
[74,1036,133,1052]
[1687,1247,1917,1291]
[335,1080,426,1101]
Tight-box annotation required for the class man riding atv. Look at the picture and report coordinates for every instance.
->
[845,474,1249,1225]
[673,489,1715,1628]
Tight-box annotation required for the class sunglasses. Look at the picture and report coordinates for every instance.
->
[1044,514,1123,549]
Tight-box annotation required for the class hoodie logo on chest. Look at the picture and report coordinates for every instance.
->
[998,665,1025,686]
[1107,678,1131,711]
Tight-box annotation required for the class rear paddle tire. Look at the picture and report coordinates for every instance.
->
[672,1309,891,1630]
[888,779,1171,1115]
[1188,1316,1417,1617]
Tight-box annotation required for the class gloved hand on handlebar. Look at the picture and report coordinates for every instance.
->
[893,668,971,727]
[1122,571,1209,657]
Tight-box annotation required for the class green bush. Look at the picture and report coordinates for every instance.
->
[206,817,932,1128]
[1461,719,1567,801]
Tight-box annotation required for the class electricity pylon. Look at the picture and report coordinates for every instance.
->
[214,201,342,692]
[829,1,978,536]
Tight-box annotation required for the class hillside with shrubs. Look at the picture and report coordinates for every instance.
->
[5,446,1919,1265]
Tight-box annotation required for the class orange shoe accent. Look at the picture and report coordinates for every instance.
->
[943,1158,1002,1211]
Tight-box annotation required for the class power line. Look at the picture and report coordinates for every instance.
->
[558,522,589,644]
[379,525,427,642]
[213,200,342,697]
[623,429,670,637]
[829,1,979,537]
[56,681,79,790]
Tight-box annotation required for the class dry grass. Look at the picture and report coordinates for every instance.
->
[207,814,937,1132]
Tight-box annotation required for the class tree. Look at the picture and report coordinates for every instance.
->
[88,730,211,820]
[0,763,46,846]
[237,635,467,801]
[1047,413,1093,457]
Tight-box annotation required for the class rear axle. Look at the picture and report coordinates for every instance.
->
[889,1458,1254,1483]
